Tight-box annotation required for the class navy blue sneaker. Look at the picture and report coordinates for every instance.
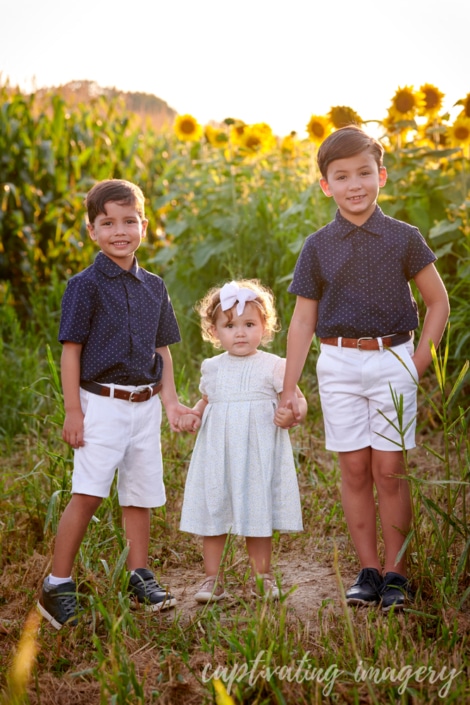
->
[37,577,78,630]
[381,572,413,612]
[128,568,176,612]
[346,568,383,606]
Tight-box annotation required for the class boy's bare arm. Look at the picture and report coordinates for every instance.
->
[412,263,450,378]
[61,342,84,448]
[279,296,318,419]
[157,346,200,431]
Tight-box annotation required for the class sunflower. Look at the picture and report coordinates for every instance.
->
[281,131,297,157]
[388,86,425,121]
[241,123,276,152]
[328,105,362,129]
[455,92,470,119]
[204,124,228,149]
[174,114,203,142]
[419,83,445,117]
[306,115,331,145]
[448,117,470,146]
[229,120,247,146]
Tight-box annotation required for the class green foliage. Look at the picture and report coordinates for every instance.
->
[1,83,469,367]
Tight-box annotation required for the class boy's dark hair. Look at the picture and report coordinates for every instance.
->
[317,125,384,179]
[85,179,146,223]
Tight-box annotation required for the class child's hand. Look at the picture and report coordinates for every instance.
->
[62,410,85,448]
[274,403,297,429]
[177,413,202,433]
[165,402,200,432]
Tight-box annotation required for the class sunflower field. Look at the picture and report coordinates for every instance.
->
[0,81,469,704]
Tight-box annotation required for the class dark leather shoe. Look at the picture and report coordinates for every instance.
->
[346,568,383,605]
[381,572,413,612]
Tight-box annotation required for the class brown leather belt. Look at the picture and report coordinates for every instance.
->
[80,381,162,402]
[320,333,411,350]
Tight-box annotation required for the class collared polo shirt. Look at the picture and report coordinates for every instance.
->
[59,251,181,385]
[288,206,437,338]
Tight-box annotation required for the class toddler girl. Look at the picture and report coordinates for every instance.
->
[179,279,306,602]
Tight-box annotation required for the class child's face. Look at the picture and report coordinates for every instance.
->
[320,150,387,226]
[211,302,265,356]
[87,200,148,269]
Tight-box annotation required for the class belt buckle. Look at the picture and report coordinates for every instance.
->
[129,385,153,402]
[357,336,373,349]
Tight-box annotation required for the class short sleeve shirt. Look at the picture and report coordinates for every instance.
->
[59,251,181,384]
[288,206,437,338]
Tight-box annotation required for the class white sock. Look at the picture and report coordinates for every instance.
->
[48,574,73,586]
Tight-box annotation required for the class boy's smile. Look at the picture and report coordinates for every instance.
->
[87,201,148,269]
[320,151,387,226]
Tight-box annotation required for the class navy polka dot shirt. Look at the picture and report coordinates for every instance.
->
[59,251,181,385]
[288,206,437,338]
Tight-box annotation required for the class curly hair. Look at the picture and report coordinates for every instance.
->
[196,279,280,349]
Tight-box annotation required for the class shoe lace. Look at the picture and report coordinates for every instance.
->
[58,593,77,618]
[358,568,380,587]
[137,574,164,596]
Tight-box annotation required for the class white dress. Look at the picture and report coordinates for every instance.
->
[180,350,303,537]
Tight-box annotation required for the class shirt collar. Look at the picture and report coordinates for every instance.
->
[95,251,141,278]
[333,205,385,239]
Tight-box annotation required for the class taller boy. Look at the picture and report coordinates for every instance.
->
[281,126,449,611]
[38,179,190,628]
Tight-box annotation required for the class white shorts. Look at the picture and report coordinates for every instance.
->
[71,386,166,508]
[316,341,418,453]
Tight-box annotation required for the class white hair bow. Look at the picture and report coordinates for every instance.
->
[219,281,258,316]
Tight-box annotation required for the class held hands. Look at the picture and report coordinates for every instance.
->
[276,389,307,429]
[176,412,202,433]
[165,402,201,432]
[274,402,297,429]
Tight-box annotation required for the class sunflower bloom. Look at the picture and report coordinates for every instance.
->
[306,115,331,144]
[329,105,362,129]
[388,86,425,121]
[205,124,228,149]
[281,131,298,157]
[241,123,276,153]
[448,117,470,146]
[174,114,203,142]
[455,92,470,119]
[229,120,247,146]
[419,83,445,117]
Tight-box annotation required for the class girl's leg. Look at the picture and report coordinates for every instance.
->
[339,448,381,571]
[203,535,228,576]
[245,537,272,575]
[372,449,412,576]
[52,493,102,577]
[122,506,151,571]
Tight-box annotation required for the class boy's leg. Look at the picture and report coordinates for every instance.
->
[339,448,381,571]
[122,506,151,571]
[52,493,103,577]
[372,449,412,576]
[39,493,101,629]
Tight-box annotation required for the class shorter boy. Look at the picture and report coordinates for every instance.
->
[280,126,449,611]
[38,179,191,629]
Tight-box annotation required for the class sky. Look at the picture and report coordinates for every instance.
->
[1,0,468,137]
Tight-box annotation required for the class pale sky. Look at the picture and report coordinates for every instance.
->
[1,0,468,137]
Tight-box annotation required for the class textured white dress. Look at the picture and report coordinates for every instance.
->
[180,350,303,537]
